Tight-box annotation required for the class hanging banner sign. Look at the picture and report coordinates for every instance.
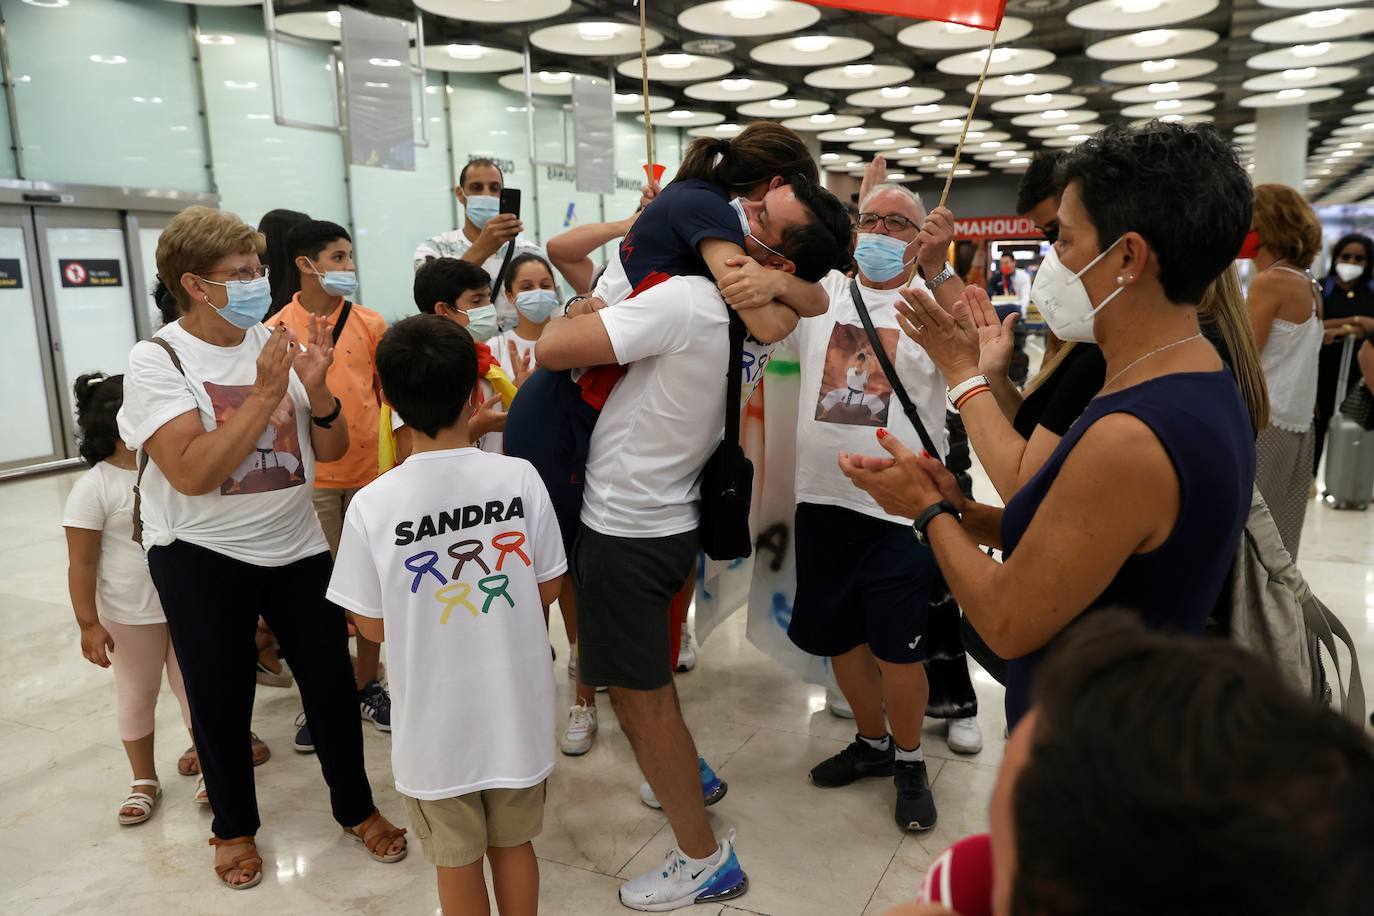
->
[953,215,1043,242]
[572,75,616,195]
[0,258,22,289]
[59,259,123,288]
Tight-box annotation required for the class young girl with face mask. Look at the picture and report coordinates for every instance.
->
[493,253,559,387]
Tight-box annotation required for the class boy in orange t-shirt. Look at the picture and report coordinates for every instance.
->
[272,219,391,740]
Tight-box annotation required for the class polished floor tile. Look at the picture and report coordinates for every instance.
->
[2,459,1371,914]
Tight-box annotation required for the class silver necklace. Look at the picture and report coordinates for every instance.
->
[1103,333,1203,391]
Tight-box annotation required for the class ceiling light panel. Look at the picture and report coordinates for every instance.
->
[677,0,822,37]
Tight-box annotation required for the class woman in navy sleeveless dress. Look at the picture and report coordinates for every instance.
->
[841,123,1257,728]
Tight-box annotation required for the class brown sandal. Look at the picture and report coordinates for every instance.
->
[209,835,264,890]
[344,809,408,863]
[178,736,270,777]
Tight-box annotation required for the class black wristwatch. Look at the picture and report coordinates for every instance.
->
[311,396,342,429]
[563,294,590,317]
[912,500,961,545]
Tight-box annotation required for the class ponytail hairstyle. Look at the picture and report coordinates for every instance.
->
[1198,262,1270,433]
[673,123,818,195]
[151,277,181,326]
[73,373,125,466]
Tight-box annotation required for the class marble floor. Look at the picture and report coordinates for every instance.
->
[2,463,1372,915]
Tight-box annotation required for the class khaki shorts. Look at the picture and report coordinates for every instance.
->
[403,782,546,868]
[312,486,360,557]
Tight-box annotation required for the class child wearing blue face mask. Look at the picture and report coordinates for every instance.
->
[494,253,559,387]
[273,219,393,739]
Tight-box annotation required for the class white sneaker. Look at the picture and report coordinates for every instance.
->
[676,621,696,672]
[619,829,749,911]
[826,686,855,720]
[945,716,983,755]
[560,702,597,756]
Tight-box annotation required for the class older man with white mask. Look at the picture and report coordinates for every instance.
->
[784,184,978,832]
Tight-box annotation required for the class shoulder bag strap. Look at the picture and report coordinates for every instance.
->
[132,337,185,547]
[849,279,940,459]
[332,300,353,345]
[724,311,745,449]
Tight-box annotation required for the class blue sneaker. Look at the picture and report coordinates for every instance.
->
[293,712,314,753]
[358,680,392,733]
[639,756,728,809]
[619,829,748,911]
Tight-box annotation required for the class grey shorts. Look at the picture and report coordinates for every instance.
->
[571,524,698,691]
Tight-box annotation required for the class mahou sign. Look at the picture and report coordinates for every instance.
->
[954,215,1043,242]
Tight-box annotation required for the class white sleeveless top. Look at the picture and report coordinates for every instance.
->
[1259,265,1322,433]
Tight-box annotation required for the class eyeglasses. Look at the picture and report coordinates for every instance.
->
[857,212,916,233]
[200,265,269,285]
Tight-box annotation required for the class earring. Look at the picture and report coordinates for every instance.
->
[1116,276,1124,284]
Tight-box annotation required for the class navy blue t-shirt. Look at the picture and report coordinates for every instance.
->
[619,178,744,288]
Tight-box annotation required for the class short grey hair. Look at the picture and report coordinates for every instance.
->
[859,183,926,220]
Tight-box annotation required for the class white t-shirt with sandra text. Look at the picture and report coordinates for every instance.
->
[327,447,565,800]
[582,274,772,539]
[62,462,165,625]
[793,270,948,525]
[117,321,328,566]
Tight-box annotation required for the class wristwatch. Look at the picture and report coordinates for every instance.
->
[311,396,342,429]
[912,500,961,545]
[925,263,956,291]
[947,374,991,409]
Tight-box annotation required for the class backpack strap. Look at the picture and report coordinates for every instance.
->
[131,337,185,548]
[332,300,353,345]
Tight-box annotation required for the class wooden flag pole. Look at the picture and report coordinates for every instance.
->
[939,24,1001,209]
[638,0,655,174]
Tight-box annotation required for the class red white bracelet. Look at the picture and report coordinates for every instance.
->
[952,384,991,411]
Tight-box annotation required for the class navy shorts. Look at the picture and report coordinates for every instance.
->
[788,502,936,664]
[503,367,600,556]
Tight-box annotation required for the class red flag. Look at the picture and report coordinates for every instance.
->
[802,0,1006,29]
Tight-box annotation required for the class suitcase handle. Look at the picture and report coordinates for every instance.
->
[1334,333,1359,419]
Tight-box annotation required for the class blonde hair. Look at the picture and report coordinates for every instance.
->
[1199,263,1269,432]
[157,206,266,314]
[1024,340,1078,398]
[1252,183,1322,269]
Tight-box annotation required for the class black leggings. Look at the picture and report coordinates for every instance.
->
[148,540,373,839]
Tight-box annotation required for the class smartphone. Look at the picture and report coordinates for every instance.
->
[499,188,521,218]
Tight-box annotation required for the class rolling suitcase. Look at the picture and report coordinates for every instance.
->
[1323,335,1374,510]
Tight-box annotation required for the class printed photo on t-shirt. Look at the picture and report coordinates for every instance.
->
[204,382,305,495]
[814,322,899,428]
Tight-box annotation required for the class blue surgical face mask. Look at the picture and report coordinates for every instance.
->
[199,274,272,330]
[852,232,913,283]
[465,195,500,230]
[514,288,559,323]
[729,196,787,261]
[462,303,500,341]
[308,262,358,299]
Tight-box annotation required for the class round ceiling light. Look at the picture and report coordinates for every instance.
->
[816,125,893,141]
[935,130,1012,144]
[1027,122,1105,138]
[991,92,1088,113]
[1111,79,1216,102]
[750,35,874,66]
[738,97,828,117]
[781,112,863,130]
[677,0,821,37]
[1120,98,1215,115]
[637,109,725,127]
[1068,0,1218,30]
[911,117,993,135]
[1086,28,1219,60]
[1012,109,1100,126]
[805,63,915,90]
[613,92,676,112]
[973,72,1074,96]
[1100,57,1219,82]
[688,122,747,139]
[1133,113,1216,125]
[416,0,570,24]
[850,135,918,151]
[1241,86,1343,107]
[846,85,945,108]
[531,22,663,56]
[881,103,981,124]
[273,10,415,41]
[414,44,523,73]
[1251,8,1374,43]
[617,53,733,82]
[819,151,862,164]
[1243,65,1358,90]
[936,47,1056,76]
[685,77,788,102]
[896,16,1032,50]
[498,70,597,96]
[1247,40,1374,68]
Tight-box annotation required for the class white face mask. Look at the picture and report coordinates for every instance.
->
[1336,262,1364,283]
[1030,237,1125,344]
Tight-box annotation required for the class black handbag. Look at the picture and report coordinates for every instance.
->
[699,312,754,561]
[849,280,941,459]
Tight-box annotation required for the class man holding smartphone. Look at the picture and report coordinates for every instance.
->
[414,158,545,334]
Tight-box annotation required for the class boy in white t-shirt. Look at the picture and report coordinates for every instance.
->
[327,315,566,916]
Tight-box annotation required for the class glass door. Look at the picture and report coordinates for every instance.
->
[126,211,173,339]
[0,207,64,470]
[34,207,140,450]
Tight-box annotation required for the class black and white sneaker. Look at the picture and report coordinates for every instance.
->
[893,760,937,832]
[359,680,392,733]
[809,736,895,788]
[293,712,314,753]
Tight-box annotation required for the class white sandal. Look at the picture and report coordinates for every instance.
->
[118,779,162,826]
[195,775,210,806]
